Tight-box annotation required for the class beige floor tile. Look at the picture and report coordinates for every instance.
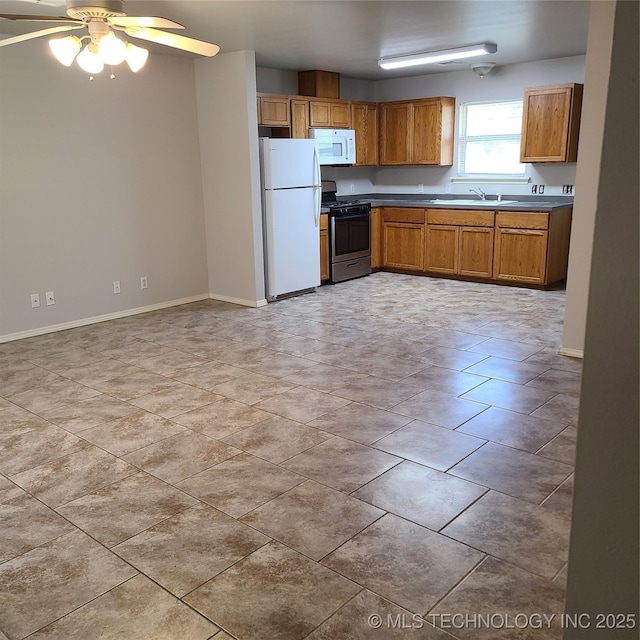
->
[430,556,565,639]
[307,402,412,444]
[0,493,75,563]
[222,414,332,463]
[374,421,486,471]
[7,375,101,413]
[0,404,53,438]
[353,460,487,531]
[541,475,574,520]
[0,475,24,504]
[170,360,250,389]
[242,480,384,560]
[390,389,488,429]
[79,411,186,456]
[56,472,197,547]
[123,431,241,484]
[306,589,454,639]
[210,372,297,405]
[282,436,402,492]
[0,424,88,476]
[456,407,567,453]
[56,359,142,386]
[0,363,58,397]
[531,393,580,425]
[403,366,489,396]
[254,386,351,423]
[537,427,577,466]
[178,452,305,517]
[90,369,182,401]
[468,338,543,362]
[26,346,107,372]
[281,362,369,393]
[464,356,550,384]
[10,446,136,508]
[448,442,573,504]
[461,379,557,414]
[27,574,218,639]
[39,394,139,433]
[526,368,583,396]
[113,503,270,596]
[185,541,360,640]
[330,375,422,410]
[414,346,489,371]
[128,384,220,418]
[0,529,137,639]
[323,513,483,613]
[442,491,570,579]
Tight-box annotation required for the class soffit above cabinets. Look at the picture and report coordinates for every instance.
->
[0,0,590,80]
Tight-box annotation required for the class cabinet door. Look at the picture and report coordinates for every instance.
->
[259,96,290,127]
[352,102,379,166]
[458,227,494,278]
[383,222,425,271]
[412,100,441,165]
[331,102,351,128]
[520,85,582,162]
[380,102,411,164]
[425,225,458,274]
[291,99,310,139]
[309,101,332,127]
[370,208,382,268]
[494,228,548,283]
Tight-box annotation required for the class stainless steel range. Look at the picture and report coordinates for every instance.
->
[322,181,372,283]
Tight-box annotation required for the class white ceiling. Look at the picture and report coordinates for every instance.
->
[0,0,591,80]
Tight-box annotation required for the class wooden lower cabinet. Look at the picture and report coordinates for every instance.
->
[320,213,329,282]
[370,208,382,268]
[383,222,425,271]
[458,227,494,278]
[425,225,458,274]
[493,228,548,283]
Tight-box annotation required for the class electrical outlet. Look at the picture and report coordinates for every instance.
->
[30,293,40,308]
[113,281,121,294]
[418,184,424,193]
[350,184,355,194]
[563,184,574,195]
[140,276,148,290]
[538,185,545,194]
[531,184,538,194]
[45,291,55,306]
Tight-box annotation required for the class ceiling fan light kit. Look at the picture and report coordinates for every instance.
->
[378,42,497,70]
[0,0,219,78]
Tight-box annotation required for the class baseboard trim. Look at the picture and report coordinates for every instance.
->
[0,294,210,344]
[558,346,584,359]
[209,293,268,308]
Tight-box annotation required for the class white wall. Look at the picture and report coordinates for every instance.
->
[0,41,209,340]
[195,51,266,307]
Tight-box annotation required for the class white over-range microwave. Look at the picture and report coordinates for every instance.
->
[309,128,356,165]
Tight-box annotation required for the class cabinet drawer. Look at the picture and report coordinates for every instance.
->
[427,209,495,227]
[496,212,549,230]
[382,208,425,224]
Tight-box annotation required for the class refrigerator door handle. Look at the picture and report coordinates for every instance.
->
[313,186,321,227]
[312,143,321,187]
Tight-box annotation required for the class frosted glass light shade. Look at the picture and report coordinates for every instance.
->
[77,43,104,73]
[49,36,82,66]
[124,43,148,72]
[99,32,127,65]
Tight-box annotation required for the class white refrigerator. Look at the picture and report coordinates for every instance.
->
[259,138,322,301]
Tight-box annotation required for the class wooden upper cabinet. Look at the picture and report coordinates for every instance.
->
[291,98,310,138]
[380,97,455,166]
[258,94,290,127]
[380,102,411,164]
[309,99,352,128]
[351,102,379,166]
[520,84,583,163]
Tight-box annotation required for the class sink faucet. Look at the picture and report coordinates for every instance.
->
[470,188,486,200]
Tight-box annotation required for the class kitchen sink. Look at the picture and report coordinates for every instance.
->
[430,199,519,206]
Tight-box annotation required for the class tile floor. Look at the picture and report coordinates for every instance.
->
[0,273,581,640]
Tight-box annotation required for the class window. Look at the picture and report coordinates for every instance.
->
[458,100,525,177]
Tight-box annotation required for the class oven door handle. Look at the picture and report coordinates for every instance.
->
[333,212,370,221]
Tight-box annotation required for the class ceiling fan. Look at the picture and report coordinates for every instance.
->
[0,0,220,74]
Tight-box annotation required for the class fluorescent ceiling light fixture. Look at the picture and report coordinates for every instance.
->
[379,43,497,69]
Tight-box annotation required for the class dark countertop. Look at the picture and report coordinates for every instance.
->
[343,194,574,212]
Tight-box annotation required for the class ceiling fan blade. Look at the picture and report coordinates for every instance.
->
[0,24,83,48]
[109,16,184,29]
[124,27,220,57]
[0,14,81,23]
